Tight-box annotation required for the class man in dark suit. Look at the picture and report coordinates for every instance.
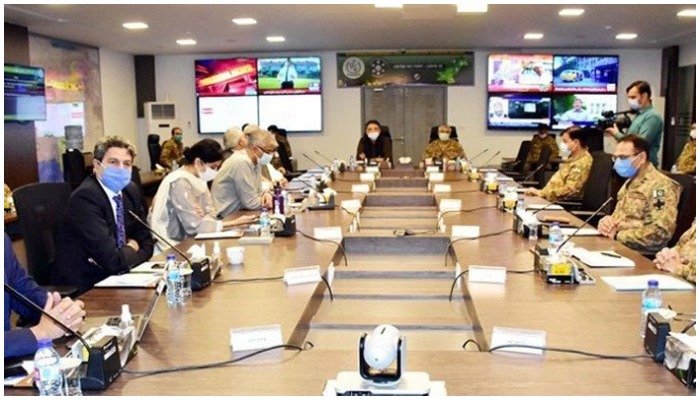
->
[53,135,154,293]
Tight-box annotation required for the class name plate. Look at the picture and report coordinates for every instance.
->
[439,198,462,212]
[351,184,371,194]
[341,199,362,213]
[284,266,322,285]
[365,166,380,173]
[360,172,376,182]
[468,265,506,284]
[433,184,452,194]
[490,326,546,355]
[230,324,284,352]
[426,166,440,173]
[451,225,480,239]
[314,226,343,241]
[428,172,445,182]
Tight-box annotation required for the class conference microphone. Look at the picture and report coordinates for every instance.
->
[302,153,327,170]
[466,148,489,164]
[531,199,559,215]
[555,197,613,254]
[127,210,213,290]
[3,284,122,391]
[436,205,498,229]
[520,162,546,183]
[477,150,501,169]
[314,149,334,164]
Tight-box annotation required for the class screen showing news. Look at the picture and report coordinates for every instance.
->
[552,55,619,93]
[488,95,551,129]
[195,58,258,96]
[257,57,321,95]
[551,94,617,130]
[487,54,553,92]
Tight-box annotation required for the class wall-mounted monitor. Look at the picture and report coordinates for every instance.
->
[551,94,617,130]
[4,64,46,122]
[197,96,258,134]
[487,54,553,92]
[257,56,321,95]
[195,58,257,96]
[258,94,322,132]
[488,94,551,130]
[552,55,619,93]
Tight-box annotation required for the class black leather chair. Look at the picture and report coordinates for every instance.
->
[62,149,88,190]
[518,146,551,188]
[12,182,78,297]
[581,127,604,152]
[428,126,458,143]
[663,172,696,247]
[557,151,615,225]
[501,140,532,175]
[147,134,162,171]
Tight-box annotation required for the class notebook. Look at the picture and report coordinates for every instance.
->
[570,248,635,268]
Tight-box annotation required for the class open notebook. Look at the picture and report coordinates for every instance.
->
[570,248,634,268]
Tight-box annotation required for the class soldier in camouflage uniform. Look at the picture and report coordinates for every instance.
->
[160,127,184,168]
[654,221,696,283]
[525,126,592,201]
[422,125,466,160]
[675,123,695,174]
[525,123,559,170]
[599,136,681,253]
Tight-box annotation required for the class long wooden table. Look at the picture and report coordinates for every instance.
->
[6,168,695,395]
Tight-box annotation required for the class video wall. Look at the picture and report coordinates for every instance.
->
[195,56,322,133]
[487,54,619,130]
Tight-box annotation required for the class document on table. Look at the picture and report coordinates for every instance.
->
[95,273,161,288]
[601,274,695,291]
[525,204,564,211]
[195,229,244,240]
[560,227,601,236]
[570,248,635,268]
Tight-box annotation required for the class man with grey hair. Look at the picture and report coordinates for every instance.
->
[222,127,247,160]
[53,135,154,294]
[212,129,278,218]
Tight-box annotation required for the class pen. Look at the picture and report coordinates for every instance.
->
[600,251,622,259]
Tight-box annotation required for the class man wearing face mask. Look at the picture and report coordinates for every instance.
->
[149,139,257,247]
[53,136,155,293]
[421,124,466,160]
[605,81,663,167]
[525,126,592,201]
[159,127,185,168]
[212,129,277,218]
[525,123,559,171]
[674,123,696,174]
[356,120,392,163]
[598,136,680,253]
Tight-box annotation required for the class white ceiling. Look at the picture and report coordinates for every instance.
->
[4,4,697,55]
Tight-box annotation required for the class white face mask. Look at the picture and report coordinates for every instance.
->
[367,132,380,141]
[438,132,451,141]
[628,98,641,110]
[259,152,273,165]
[196,160,218,182]
[690,129,696,139]
[559,142,571,158]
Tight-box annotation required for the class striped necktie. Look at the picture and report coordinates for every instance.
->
[113,195,126,248]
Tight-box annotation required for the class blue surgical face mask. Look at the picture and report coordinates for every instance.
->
[613,156,638,178]
[98,162,132,192]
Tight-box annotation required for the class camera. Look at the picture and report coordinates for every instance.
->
[597,110,633,131]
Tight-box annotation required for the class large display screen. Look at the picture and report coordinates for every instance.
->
[195,58,257,96]
[258,94,322,132]
[488,94,551,130]
[197,96,259,134]
[257,57,321,95]
[487,54,553,92]
[551,94,617,130]
[4,64,46,121]
[552,55,619,93]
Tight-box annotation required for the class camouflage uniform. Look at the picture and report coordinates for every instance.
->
[159,138,184,168]
[421,139,466,160]
[672,221,696,283]
[675,139,695,174]
[539,150,592,201]
[612,164,681,253]
[525,134,559,168]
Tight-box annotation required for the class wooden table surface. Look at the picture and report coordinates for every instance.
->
[6,168,695,396]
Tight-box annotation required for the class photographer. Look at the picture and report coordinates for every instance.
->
[605,80,663,167]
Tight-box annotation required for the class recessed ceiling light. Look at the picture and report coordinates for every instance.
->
[375,1,402,8]
[176,38,197,46]
[456,2,488,13]
[523,33,544,40]
[232,17,257,25]
[122,22,148,30]
[677,9,696,18]
[559,8,585,17]
[266,36,285,43]
[615,33,638,40]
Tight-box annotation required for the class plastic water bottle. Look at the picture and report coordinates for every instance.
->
[260,208,271,238]
[165,254,182,308]
[640,279,662,337]
[548,222,564,254]
[34,339,64,396]
[118,304,133,330]
[272,183,284,215]
[348,155,357,171]
[515,196,525,215]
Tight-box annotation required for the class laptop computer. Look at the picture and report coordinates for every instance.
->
[96,279,164,343]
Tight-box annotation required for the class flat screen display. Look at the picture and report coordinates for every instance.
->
[197,96,258,134]
[258,94,322,132]
[487,54,553,92]
[4,64,46,121]
[488,94,551,129]
[551,94,617,130]
[257,57,321,95]
[195,58,257,96]
[552,55,619,93]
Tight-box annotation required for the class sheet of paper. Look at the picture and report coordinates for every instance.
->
[601,274,695,291]
[570,248,635,268]
[560,227,600,236]
[130,261,165,273]
[526,203,564,211]
[95,273,160,288]
[195,229,244,240]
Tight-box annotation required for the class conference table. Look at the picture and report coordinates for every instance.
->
[6,166,695,396]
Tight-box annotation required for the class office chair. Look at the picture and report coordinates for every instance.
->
[581,127,604,152]
[556,151,614,226]
[518,147,551,188]
[501,140,532,175]
[12,182,78,297]
[663,172,695,247]
[147,134,162,171]
[62,149,88,190]
[428,126,458,143]
[380,125,392,140]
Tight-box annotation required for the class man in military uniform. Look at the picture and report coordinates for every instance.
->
[159,127,184,168]
[598,136,681,253]
[422,124,466,160]
[525,123,559,171]
[654,220,696,283]
[525,126,592,201]
[675,123,695,174]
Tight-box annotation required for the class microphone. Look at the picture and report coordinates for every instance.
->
[127,210,213,290]
[477,150,501,169]
[302,153,327,170]
[3,284,122,390]
[555,197,613,254]
[466,148,489,164]
[436,205,497,228]
[520,162,546,183]
[531,199,559,215]
[314,149,334,164]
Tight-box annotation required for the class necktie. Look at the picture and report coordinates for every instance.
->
[113,195,126,248]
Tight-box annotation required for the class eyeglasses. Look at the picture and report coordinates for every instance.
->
[611,153,640,162]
